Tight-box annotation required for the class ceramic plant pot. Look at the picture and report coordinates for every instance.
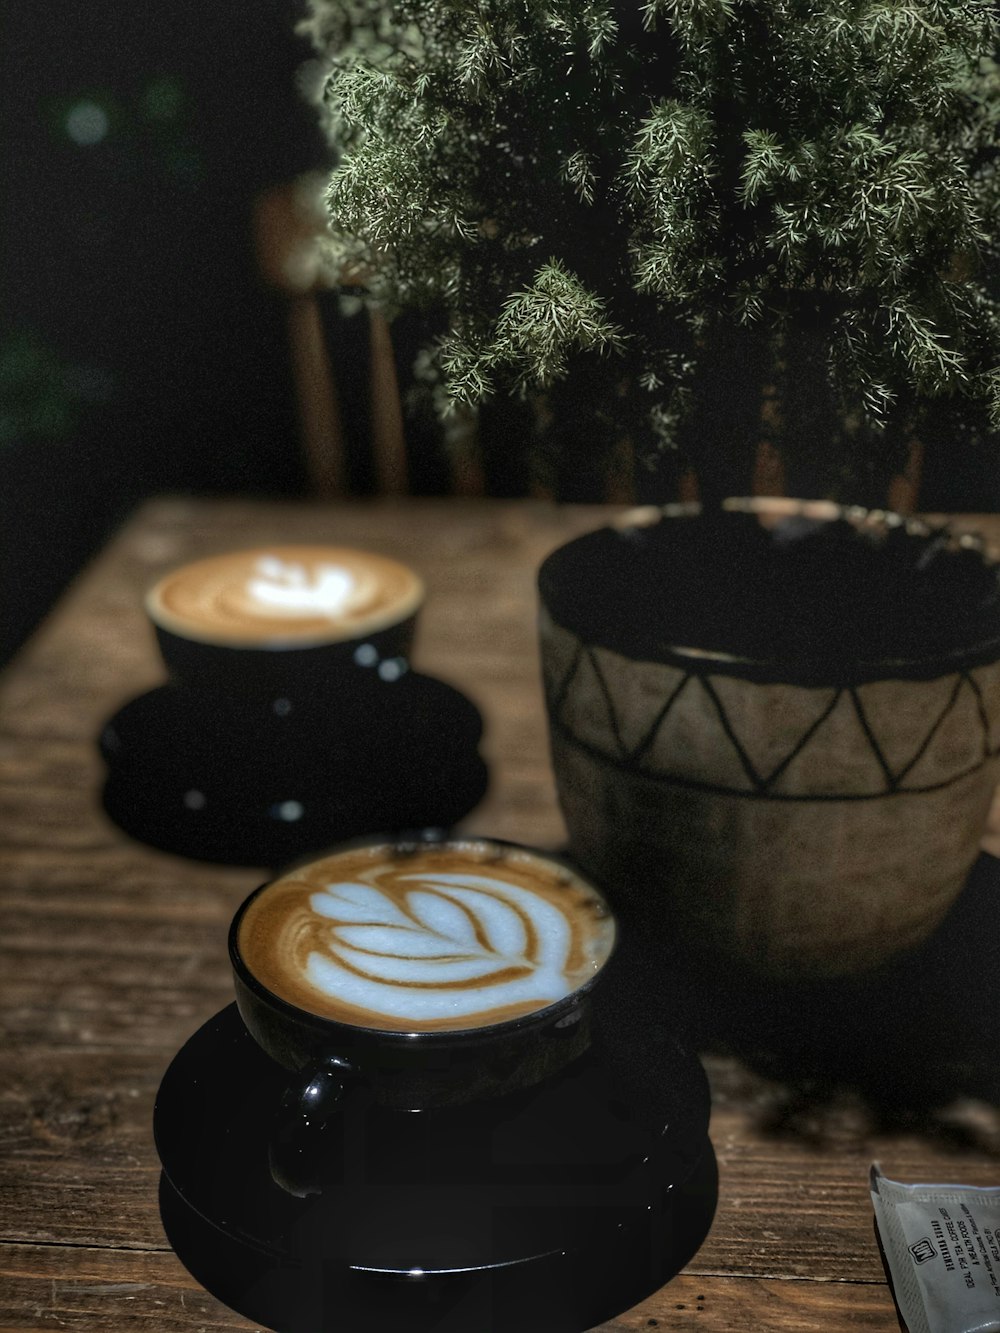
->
[538,499,1000,978]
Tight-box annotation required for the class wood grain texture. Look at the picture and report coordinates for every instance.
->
[2,498,999,1332]
[0,1245,900,1332]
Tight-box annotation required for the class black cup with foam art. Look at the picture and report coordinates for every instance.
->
[229,835,617,1196]
[146,544,425,703]
[155,830,716,1331]
[101,547,488,864]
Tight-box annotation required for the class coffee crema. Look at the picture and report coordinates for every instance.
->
[237,840,616,1033]
[146,546,424,648]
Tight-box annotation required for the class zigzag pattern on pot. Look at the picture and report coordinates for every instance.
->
[540,612,1000,801]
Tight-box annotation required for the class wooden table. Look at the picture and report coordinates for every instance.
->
[3,496,1000,1332]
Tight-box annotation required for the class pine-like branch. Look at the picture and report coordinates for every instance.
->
[302,0,1000,478]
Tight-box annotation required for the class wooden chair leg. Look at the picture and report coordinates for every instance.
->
[886,439,924,515]
[368,310,409,495]
[604,437,637,505]
[286,295,347,498]
[443,403,487,497]
[752,439,785,498]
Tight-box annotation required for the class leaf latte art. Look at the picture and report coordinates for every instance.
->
[237,842,616,1032]
[307,874,575,1021]
[146,545,423,647]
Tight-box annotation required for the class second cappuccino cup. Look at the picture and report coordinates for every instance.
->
[145,544,425,703]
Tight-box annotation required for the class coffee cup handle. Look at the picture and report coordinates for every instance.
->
[268,1054,360,1197]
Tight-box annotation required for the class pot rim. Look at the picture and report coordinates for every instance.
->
[538,497,1000,687]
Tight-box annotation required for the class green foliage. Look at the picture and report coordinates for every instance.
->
[301,0,1000,485]
[442,260,625,397]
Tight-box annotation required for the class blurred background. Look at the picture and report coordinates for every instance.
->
[3,0,999,671]
[2,0,332,667]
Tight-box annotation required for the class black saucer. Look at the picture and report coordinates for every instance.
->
[154,1005,716,1333]
[99,674,488,867]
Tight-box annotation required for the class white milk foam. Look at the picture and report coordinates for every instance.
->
[147,545,424,647]
[247,556,361,619]
[305,872,576,1023]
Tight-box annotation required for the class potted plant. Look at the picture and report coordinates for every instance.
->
[298,0,1000,974]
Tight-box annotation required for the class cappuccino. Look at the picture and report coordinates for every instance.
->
[146,546,424,649]
[237,839,616,1033]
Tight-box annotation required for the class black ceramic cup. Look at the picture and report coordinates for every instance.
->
[145,544,425,706]
[228,834,617,1196]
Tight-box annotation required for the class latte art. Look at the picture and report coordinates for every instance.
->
[237,841,616,1032]
[147,546,423,647]
[247,556,361,618]
[306,873,574,1022]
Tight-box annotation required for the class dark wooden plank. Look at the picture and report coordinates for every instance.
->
[3,1042,998,1293]
[0,1050,169,1251]
[0,1245,247,1332]
[2,852,252,1051]
[704,1052,1000,1286]
[0,1244,900,1331]
[605,1273,898,1330]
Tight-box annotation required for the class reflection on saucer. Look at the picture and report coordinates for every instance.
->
[99,675,488,868]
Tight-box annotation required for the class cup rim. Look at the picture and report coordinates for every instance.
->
[145,544,425,650]
[538,497,1000,686]
[228,833,617,1046]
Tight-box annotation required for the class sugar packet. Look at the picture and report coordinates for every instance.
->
[871,1164,1000,1333]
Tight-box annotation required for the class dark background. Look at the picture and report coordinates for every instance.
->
[2,2,999,670]
[2,0,329,667]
